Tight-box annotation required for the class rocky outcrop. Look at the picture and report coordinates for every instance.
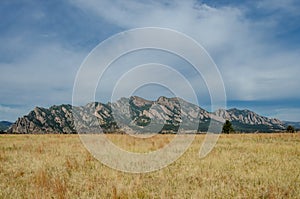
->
[214,108,285,132]
[8,105,74,133]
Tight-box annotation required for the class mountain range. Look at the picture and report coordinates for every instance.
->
[5,96,295,134]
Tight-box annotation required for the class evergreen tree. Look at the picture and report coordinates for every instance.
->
[222,120,235,134]
[286,125,295,133]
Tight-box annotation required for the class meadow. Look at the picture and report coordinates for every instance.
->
[0,133,299,198]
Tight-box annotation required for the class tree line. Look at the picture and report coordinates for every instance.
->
[222,120,297,134]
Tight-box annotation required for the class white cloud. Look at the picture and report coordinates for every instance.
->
[70,0,300,101]
[67,0,300,122]
[1,0,300,121]
[0,40,86,107]
[0,105,29,121]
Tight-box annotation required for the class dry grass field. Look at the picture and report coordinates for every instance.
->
[0,133,299,198]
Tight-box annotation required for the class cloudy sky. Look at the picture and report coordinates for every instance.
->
[0,0,300,122]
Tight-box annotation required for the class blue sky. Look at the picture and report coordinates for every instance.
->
[0,0,300,122]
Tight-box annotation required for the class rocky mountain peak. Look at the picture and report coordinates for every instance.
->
[130,96,152,107]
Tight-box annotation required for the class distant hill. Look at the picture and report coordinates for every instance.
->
[0,121,13,131]
[7,96,287,134]
[283,121,300,129]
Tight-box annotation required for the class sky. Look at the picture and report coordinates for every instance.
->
[0,0,300,122]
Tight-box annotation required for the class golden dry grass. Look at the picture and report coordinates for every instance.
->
[0,133,299,198]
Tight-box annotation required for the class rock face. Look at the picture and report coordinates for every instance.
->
[8,105,74,134]
[214,108,285,132]
[8,96,286,133]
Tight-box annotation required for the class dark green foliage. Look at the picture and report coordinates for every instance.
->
[197,119,223,133]
[159,124,179,134]
[222,120,235,134]
[135,115,151,126]
[286,125,295,133]
[230,121,281,133]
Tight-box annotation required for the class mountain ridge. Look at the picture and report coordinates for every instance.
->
[0,121,13,131]
[282,121,300,129]
[7,96,288,134]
